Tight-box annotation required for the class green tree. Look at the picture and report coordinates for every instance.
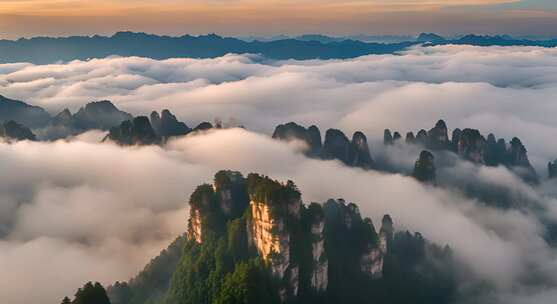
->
[73,282,111,304]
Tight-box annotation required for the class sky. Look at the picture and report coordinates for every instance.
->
[0,0,557,39]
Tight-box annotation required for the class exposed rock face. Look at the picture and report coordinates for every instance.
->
[384,129,393,145]
[323,199,388,279]
[458,128,486,164]
[322,129,374,169]
[322,129,352,164]
[485,134,501,166]
[0,120,36,141]
[0,94,52,128]
[186,184,216,243]
[549,160,557,179]
[451,128,462,152]
[272,122,322,156]
[186,171,248,244]
[416,129,428,145]
[427,120,450,150]
[360,215,393,279]
[188,208,203,243]
[360,241,384,279]
[213,170,248,218]
[272,122,374,170]
[508,137,538,182]
[508,137,530,167]
[406,132,416,144]
[250,201,286,260]
[105,116,160,145]
[413,150,436,183]
[379,215,394,255]
[183,172,402,302]
[350,131,374,169]
[306,203,328,291]
[247,174,302,300]
[150,110,190,138]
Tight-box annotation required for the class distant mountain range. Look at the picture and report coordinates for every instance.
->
[1,32,557,64]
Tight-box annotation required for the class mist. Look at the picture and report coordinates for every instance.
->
[2,45,557,303]
[0,129,555,303]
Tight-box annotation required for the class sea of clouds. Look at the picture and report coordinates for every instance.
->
[1,45,557,303]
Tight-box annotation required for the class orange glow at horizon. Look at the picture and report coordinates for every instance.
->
[1,0,556,39]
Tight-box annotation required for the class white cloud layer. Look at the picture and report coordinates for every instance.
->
[1,46,557,303]
[1,45,557,170]
[2,129,557,304]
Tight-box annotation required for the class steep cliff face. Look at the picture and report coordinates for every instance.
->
[427,120,450,150]
[379,215,394,255]
[186,184,216,243]
[250,199,300,300]
[273,122,374,170]
[188,208,203,243]
[413,150,436,183]
[451,128,462,152]
[458,128,486,164]
[406,132,416,144]
[273,122,322,157]
[249,200,290,264]
[150,109,190,138]
[416,129,428,145]
[305,203,328,292]
[247,174,302,300]
[323,199,389,280]
[214,170,248,218]
[384,129,393,145]
[322,129,352,163]
[361,215,393,279]
[186,171,249,244]
[180,172,410,303]
[322,129,374,169]
[549,160,557,179]
[359,244,383,279]
[104,172,454,304]
[386,120,537,182]
[350,131,374,169]
[105,116,160,145]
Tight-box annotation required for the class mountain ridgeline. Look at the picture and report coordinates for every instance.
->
[2,32,557,64]
[271,120,539,183]
[0,32,414,64]
[384,119,538,182]
[65,170,455,304]
[272,122,374,169]
[0,94,551,181]
[0,94,214,142]
[104,113,212,145]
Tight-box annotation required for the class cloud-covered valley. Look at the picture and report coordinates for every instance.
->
[2,45,557,169]
[2,45,557,303]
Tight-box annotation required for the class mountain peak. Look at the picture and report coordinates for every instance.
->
[417,33,446,43]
